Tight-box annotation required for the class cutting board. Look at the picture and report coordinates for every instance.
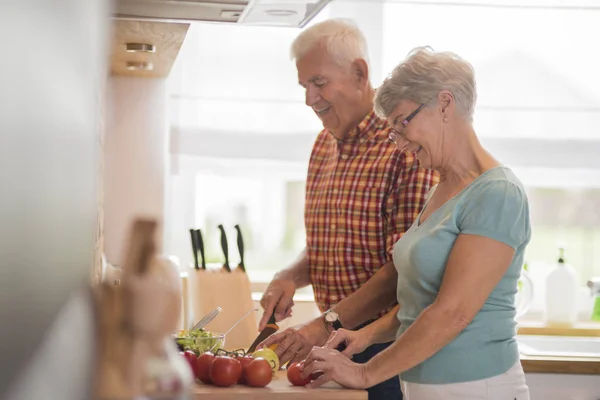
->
[191,370,368,400]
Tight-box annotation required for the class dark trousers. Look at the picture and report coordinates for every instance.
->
[351,320,402,400]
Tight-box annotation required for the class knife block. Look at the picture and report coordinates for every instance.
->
[187,264,257,351]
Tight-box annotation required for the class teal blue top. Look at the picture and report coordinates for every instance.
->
[392,166,531,384]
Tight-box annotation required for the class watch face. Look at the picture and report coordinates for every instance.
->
[325,311,338,322]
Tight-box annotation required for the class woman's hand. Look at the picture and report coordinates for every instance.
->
[301,347,370,390]
[323,328,370,358]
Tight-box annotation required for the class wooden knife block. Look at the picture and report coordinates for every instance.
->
[186,266,257,351]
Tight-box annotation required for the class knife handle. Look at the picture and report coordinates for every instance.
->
[247,312,279,353]
[195,229,206,270]
[234,224,245,272]
[189,229,199,270]
[217,224,231,272]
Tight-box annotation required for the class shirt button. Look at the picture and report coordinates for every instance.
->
[332,188,338,194]
[341,154,348,160]
[331,224,336,230]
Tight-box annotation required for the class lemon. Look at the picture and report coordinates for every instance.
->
[252,347,279,373]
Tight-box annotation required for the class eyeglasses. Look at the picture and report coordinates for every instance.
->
[388,103,426,144]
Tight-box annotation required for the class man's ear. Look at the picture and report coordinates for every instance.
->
[353,58,370,88]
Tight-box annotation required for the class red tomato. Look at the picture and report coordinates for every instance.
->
[210,356,243,387]
[244,357,272,388]
[236,355,254,384]
[196,352,216,384]
[287,362,311,386]
[182,350,199,378]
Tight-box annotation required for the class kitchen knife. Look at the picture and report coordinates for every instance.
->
[234,224,246,273]
[247,312,279,353]
[189,229,199,270]
[217,224,231,272]
[195,229,206,270]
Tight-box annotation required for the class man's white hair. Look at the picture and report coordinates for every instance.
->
[290,18,369,66]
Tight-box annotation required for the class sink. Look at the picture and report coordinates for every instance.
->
[517,335,600,358]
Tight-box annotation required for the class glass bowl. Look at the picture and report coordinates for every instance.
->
[174,332,225,356]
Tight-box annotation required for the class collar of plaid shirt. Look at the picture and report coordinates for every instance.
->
[335,110,381,143]
[305,110,438,313]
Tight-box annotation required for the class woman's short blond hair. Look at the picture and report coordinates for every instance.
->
[374,47,477,121]
[290,18,369,67]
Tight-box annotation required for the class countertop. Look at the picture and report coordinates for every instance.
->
[520,355,600,375]
[517,321,600,337]
[518,321,600,374]
[191,370,367,400]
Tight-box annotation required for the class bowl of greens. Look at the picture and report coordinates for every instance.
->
[174,328,225,355]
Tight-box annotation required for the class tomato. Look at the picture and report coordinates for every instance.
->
[287,362,311,386]
[196,352,216,384]
[182,350,199,378]
[236,355,254,384]
[209,355,242,387]
[243,357,272,388]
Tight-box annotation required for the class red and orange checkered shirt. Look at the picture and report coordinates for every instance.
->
[305,111,439,313]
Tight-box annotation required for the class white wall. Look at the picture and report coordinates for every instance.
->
[104,76,169,266]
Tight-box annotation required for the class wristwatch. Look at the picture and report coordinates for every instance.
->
[323,309,343,330]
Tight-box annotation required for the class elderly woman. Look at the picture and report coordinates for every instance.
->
[301,47,531,400]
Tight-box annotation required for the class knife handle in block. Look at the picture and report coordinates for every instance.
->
[217,224,231,272]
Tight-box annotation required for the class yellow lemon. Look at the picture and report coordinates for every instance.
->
[252,347,279,374]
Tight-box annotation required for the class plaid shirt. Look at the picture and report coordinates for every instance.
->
[305,111,439,313]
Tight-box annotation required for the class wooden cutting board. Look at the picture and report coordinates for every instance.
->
[191,370,368,400]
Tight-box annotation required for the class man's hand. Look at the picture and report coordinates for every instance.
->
[257,318,330,366]
[258,276,296,331]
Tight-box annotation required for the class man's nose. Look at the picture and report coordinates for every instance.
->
[305,86,320,107]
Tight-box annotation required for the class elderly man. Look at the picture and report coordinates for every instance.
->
[258,19,438,399]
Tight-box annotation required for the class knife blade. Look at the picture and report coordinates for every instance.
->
[189,229,199,270]
[195,229,206,270]
[234,224,246,273]
[247,312,279,353]
[217,224,231,272]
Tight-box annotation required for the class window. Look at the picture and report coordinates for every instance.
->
[191,157,307,283]
[166,2,600,317]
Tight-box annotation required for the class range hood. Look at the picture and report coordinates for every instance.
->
[114,0,332,28]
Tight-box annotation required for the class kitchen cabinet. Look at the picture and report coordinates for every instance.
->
[526,373,600,400]
[191,370,367,400]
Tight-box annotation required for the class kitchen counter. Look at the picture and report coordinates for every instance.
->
[521,354,600,375]
[518,321,600,337]
[191,370,367,400]
[517,321,600,374]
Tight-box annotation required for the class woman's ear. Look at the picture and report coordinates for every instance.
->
[438,90,454,116]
